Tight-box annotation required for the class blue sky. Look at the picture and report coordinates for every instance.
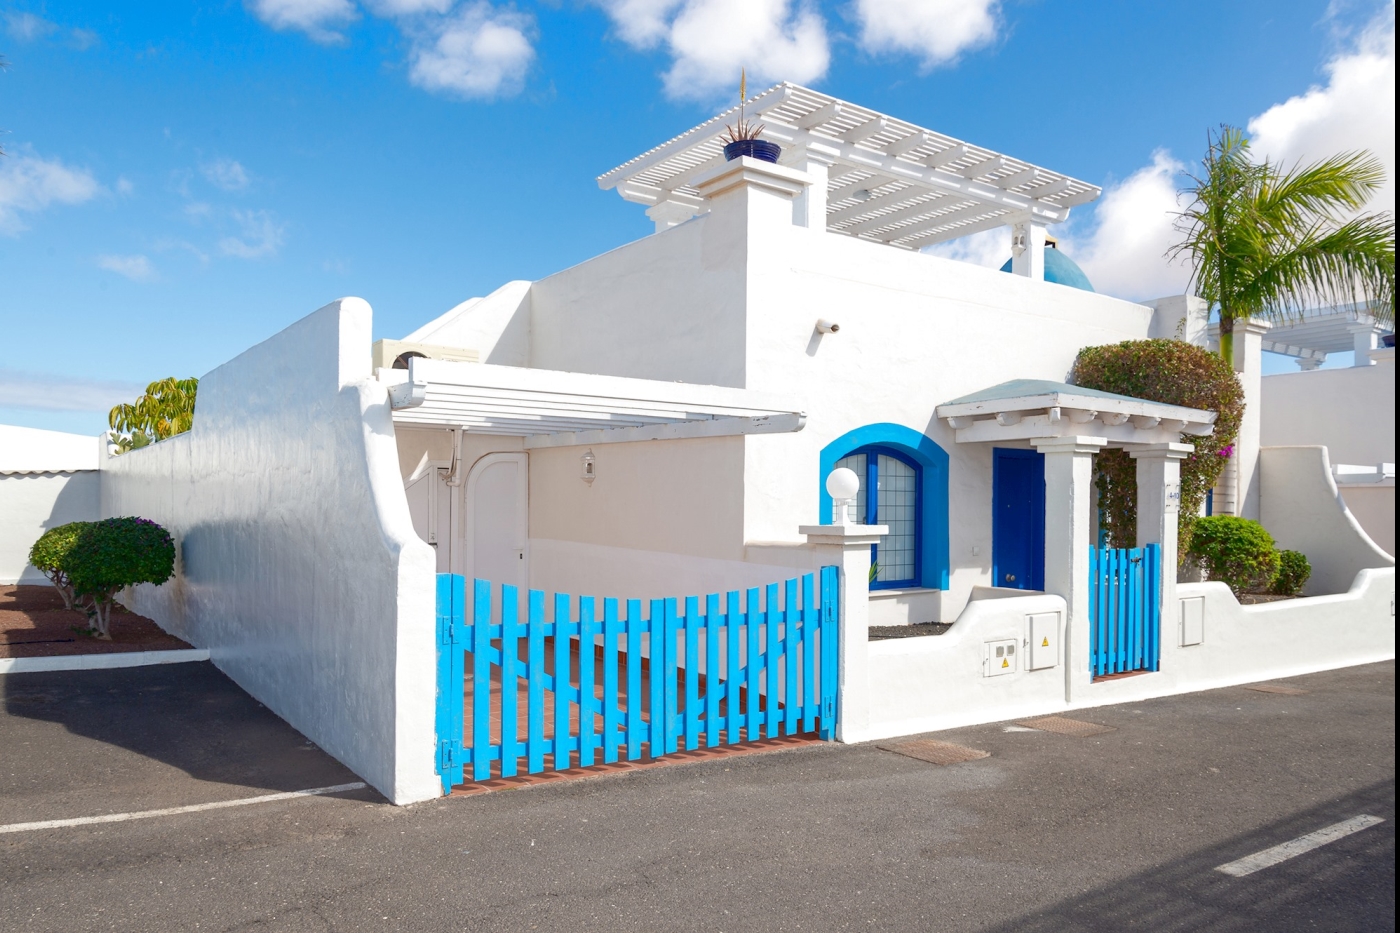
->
[1,0,1394,434]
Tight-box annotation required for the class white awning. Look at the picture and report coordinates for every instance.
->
[935,380,1216,445]
[597,82,1101,250]
[380,359,805,449]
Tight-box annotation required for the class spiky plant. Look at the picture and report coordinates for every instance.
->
[721,68,765,144]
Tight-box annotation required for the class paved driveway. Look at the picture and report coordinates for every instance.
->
[2,660,1393,932]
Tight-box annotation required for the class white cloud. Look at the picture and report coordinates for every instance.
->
[247,0,358,44]
[98,254,157,282]
[364,0,454,14]
[854,0,999,68]
[597,0,829,100]
[0,149,101,235]
[1248,6,1395,214]
[4,11,57,41]
[219,209,287,259]
[0,369,145,413]
[116,177,135,196]
[202,158,252,192]
[922,226,1006,269]
[407,2,536,99]
[1060,151,1191,302]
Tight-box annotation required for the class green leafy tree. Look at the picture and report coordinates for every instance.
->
[109,377,198,453]
[25,518,175,638]
[28,523,87,610]
[1173,126,1394,364]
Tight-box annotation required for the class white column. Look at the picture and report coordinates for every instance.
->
[1031,436,1107,701]
[645,200,700,233]
[786,144,836,230]
[1130,443,1192,639]
[1010,219,1048,280]
[1348,322,1379,366]
[800,522,886,743]
[1234,318,1270,521]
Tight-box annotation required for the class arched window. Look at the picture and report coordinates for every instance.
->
[834,446,920,588]
[820,423,949,591]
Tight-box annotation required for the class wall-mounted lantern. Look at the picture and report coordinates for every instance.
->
[581,449,597,485]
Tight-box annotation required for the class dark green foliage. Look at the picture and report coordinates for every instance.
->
[28,522,88,610]
[1271,549,1312,596]
[25,517,175,637]
[1070,339,1245,559]
[1188,516,1281,595]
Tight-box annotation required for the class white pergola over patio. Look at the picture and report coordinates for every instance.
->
[379,358,805,449]
[597,82,1101,255]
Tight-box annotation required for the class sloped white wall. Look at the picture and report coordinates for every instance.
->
[1259,445,1394,594]
[102,299,439,805]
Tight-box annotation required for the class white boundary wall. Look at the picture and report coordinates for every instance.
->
[858,568,1394,743]
[101,299,439,805]
[1,425,104,585]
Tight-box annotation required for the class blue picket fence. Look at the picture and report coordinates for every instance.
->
[1088,543,1161,679]
[434,568,840,792]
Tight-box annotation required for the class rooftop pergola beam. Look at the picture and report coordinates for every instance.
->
[896,208,1016,248]
[827,191,954,227]
[843,116,890,144]
[841,196,969,235]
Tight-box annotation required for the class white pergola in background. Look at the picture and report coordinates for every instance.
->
[1213,305,1394,369]
[597,83,1101,275]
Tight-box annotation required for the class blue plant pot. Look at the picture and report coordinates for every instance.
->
[723,139,782,163]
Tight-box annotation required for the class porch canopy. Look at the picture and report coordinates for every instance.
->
[934,379,1215,446]
[597,83,1101,250]
[379,358,804,449]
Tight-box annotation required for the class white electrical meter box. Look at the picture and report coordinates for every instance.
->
[1027,612,1059,670]
[1180,596,1205,646]
[984,639,1017,676]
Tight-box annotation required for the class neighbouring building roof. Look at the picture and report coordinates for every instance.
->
[597,82,1101,251]
[0,424,103,474]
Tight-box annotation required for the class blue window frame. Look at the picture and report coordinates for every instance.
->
[834,445,921,589]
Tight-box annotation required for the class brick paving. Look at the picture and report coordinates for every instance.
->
[0,585,191,659]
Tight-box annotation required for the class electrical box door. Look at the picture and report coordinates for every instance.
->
[984,639,1017,676]
[1027,612,1059,670]
[1180,596,1205,646]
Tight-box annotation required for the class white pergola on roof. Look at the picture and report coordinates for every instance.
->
[1210,305,1392,366]
[598,83,1101,250]
[380,359,804,449]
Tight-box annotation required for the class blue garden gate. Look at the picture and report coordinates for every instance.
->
[434,568,840,792]
[1088,543,1161,679]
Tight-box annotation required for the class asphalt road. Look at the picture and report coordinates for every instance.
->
[2,660,1393,932]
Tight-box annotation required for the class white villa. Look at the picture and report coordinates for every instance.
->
[4,85,1393,805]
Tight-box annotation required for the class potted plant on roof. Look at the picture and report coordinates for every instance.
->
[722,70,780,164]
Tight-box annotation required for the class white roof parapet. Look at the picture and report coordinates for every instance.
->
[381,359,805,449]
[935,379,1216,446]
[597,83,1101,250]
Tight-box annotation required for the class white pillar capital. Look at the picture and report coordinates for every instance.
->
[1031,436,1108,456]
[693,156,813,203]
[1295,356,1324,371]
[1010,218,1049,281]
[1127,442,1193,462]
[645,200,701,233]
[1347,322,1380,366]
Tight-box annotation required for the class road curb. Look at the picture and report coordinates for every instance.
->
[0,648,210,674]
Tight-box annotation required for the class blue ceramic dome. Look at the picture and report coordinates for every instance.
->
[999,247,1095,292]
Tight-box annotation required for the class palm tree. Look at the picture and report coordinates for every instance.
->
[1173,126,1394,364]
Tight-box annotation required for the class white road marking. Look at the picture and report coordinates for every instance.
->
[1215,814,1386,877]
[0,782,368,835]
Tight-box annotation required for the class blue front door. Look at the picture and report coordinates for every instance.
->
[992,448,1045,590]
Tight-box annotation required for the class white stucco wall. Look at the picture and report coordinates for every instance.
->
[859,567,1394,743]
[0,472,100,584]
[1338,485,1394,557]
[1259,446,1394,594]
[1260,358,1395,466]
[102,299,439,805]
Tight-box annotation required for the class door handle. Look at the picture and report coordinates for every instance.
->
[1005,573,1016,583]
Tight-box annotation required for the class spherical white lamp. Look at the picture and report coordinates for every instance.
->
[826,467,860,524]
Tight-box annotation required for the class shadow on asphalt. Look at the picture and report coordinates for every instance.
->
[985,779,1396,933]
[2,661,372,797]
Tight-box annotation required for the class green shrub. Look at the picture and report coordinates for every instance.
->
[1271,549,1312,596]
[1071,339,1245,561]
[51,517,175,638]
[28,521,91,610]
[1187,516,1280,595]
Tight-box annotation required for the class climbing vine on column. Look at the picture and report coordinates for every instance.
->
[1070,339,1244,560]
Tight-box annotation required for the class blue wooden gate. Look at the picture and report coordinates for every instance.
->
[434,568,840,793]
[1088,543,1161,679]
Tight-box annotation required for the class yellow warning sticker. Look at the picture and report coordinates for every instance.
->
[1042,637,1050,647]
[1001,658,1009,668]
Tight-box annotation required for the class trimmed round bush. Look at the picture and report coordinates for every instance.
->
[1187,516,1280,595]
[1271,549,1312,596]
[28,521,91,610]
[66,517,176,638]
